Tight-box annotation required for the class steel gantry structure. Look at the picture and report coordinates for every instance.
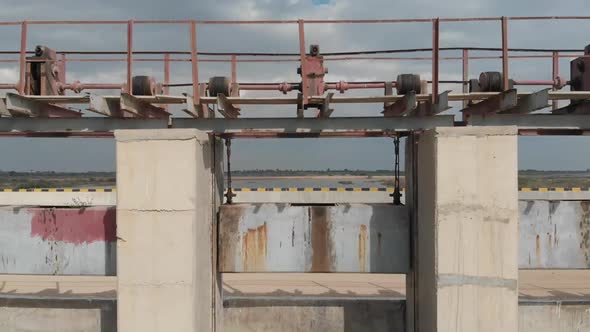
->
[1,16,590,137]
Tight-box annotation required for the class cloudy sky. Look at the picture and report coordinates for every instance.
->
[0,0,589,171]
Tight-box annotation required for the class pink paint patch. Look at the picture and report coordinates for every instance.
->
[29,208,116,244]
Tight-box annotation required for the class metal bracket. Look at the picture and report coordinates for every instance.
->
[408,90,450,117]
[382,91,417,117]
[5,93,82,118]
[553,99,590,114]
[461,89,517,119]
[318,92,334,118]
[502,88,550,114]
[297,93,304,118]
[88,94,130,117]
[0,98,10,117]
[217,94,240,119]
[120,93,170,119]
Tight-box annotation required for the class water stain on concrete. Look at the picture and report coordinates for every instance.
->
[310,206,334,272]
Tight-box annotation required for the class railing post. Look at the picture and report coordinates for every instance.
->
[501,16,509,90]
[462,49,469,108]
[190,21,200,103]
[431,18,439,103]
[18,21,27,95]
[126,20,133,94]
[231,54,237,84]
[552,51,559,110]
[298,19,307,105]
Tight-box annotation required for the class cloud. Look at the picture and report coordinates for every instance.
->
[0,0,589,171]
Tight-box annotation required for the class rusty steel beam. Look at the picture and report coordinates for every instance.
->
[120,93,170,119]
[414,90,451,116]
[88,94,124,117]
[216,94,240,118]
[4,93,82,118]
[382,91,417,117]
[461,89,518,117]
[502,88,550,114]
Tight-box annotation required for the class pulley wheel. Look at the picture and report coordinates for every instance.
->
[468,79,481,93]
[132,76,155,95]
[479,71,503,92]
[208,76,231,97]
[396,74,421,94]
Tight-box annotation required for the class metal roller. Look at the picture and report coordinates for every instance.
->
[396,74,421,95]
[132,76,156,95]
[208,76,231,97]
[478,71,503,92]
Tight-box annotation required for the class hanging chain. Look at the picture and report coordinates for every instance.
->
[225,137,235,204]
[392,135,402,205]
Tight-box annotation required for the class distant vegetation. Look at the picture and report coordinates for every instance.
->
[232,169,397,176]
[0,169,589,189]
[0,171,116,189]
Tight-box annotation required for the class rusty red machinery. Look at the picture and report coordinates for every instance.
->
[0,17,590,128]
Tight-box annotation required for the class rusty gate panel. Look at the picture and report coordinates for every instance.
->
[519,200,590,268]
[218,203,410,273]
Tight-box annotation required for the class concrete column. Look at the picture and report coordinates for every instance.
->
[406,126,518,332]
[115,129,224,332]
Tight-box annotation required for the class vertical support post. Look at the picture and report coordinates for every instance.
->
[60,53,67,83]
[115,129,224,332]
[298,19,308,105]
[126,20,133,95]
[190,21,200,103]
[164,53,170,95]
[231,55,237,84]
[18,21,27,95]
[431,18,439,103]
[462,49,469,108]
[407,126,519,332]
[163,53,170,110]
[552,51,559,111]
[501,16,509,91]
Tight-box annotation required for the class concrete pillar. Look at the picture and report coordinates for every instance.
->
[115,129,224,332]
[406,126,518,332]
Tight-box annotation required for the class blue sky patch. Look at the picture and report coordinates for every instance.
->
[312,0,331,5]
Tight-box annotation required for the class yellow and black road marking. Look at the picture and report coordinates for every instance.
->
[1,188,115,193]
[1,187,589,192]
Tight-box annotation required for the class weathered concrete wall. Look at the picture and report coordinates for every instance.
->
[0,206,116,275]
[520,200,590,268]
[2,299,589,332]
[223,299,405,332]
[1,200,590,275]
[519,303,590,332]
[0,299,116,332]
[219,203,409,273]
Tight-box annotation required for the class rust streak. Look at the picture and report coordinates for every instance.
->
[310,206,333,272]
[580,202,590,266]
[242,223,267,272]
[535,234,541,266]
[358,224,367,272]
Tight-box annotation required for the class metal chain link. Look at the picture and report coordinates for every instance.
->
[225,137,235,204]
[392,135,402,205]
